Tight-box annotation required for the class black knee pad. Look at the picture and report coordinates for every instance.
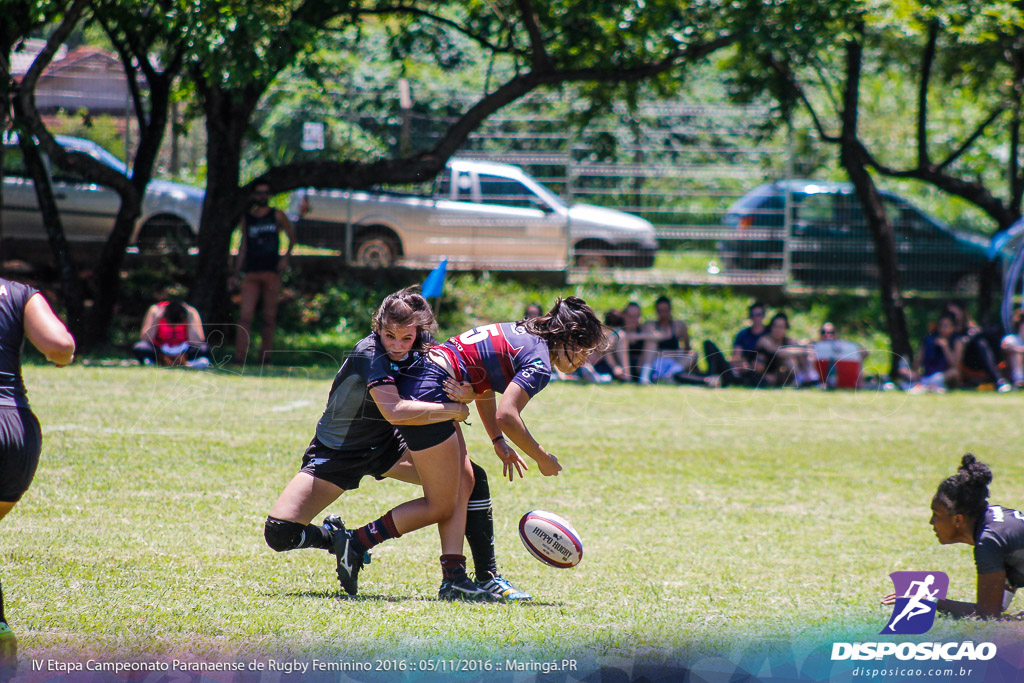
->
[469,461,490,503]
[264,516,306,552]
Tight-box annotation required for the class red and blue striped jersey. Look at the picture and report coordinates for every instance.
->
[443,322,551,396]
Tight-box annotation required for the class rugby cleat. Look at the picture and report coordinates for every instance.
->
[323,515,371,564]
[327,519,364,596]
[481,574,533,602]
[438,576,499,602]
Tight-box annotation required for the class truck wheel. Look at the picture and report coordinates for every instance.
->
[354,233,399,268]
[575,252,610,269]
[137,216,195,255]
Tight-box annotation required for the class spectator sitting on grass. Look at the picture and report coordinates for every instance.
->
[1000,310,1024,389]
[730,301,768,386]
[621,301,650,382]
[638,295,696,385]
[755,312,816,387]
[944,299,1010,393]
[908,311,960,394]
[132,300,212,368]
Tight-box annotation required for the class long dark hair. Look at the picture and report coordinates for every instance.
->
[520,296,607,354]
[373,287,437,351]
[935,453,992,520]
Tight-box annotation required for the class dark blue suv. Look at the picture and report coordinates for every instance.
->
[720,180,989,291]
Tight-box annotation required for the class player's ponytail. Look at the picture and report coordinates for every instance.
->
[373,287,437,351]
[521,296,608,355]
[935,453,992,520]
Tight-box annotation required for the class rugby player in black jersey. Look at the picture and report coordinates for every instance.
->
[263,288,531,602]
[0,279,75,675]
[883,454,1024,618]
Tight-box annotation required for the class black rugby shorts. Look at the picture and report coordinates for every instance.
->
[0,407,43,503]
[299,430,407,490]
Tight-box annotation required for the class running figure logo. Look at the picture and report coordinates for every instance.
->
[883,571,949,635]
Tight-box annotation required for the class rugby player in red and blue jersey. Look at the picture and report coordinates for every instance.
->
[332,297,607,600]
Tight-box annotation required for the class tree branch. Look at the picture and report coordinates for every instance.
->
[513,0,551,71]
[917,19,938,168]
[349,5,525,56]
[765,53,839,143]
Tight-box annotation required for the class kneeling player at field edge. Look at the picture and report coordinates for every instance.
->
[882,453,1024,618]
[332,296,605,600]
[264,288,530,601]
[0,280,76,674]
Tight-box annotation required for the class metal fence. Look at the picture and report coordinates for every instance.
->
[33,81,988,294]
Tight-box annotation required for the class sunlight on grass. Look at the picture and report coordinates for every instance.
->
[5,366,1023,664]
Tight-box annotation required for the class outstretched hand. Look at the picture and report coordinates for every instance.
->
[494,440,528,481]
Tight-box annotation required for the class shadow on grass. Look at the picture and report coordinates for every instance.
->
[279,590,559,606]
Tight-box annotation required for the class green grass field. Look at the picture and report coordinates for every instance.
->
[5,364,1024,675]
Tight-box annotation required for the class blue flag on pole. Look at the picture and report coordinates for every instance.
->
[422,257,448,298]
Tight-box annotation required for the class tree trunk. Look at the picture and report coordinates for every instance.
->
[840,29,913,377]
[14,130,86,337]
[190,88,250,329]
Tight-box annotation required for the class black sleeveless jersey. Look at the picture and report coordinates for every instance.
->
[0,279,39,409]
[242,210,281,273]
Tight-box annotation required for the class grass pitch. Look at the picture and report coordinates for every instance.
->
[5,365,1024,667]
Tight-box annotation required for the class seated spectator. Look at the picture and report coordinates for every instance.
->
[944,299,1010,393]
[639,295,696,384]
[588,310,629,382]
[730,301,768,386]
[812,322,868,389]
[908,311,961,394]
[755,312,816,387]
[621,301,650,382]
[132,300,212,368]
[1001,310,1024,389]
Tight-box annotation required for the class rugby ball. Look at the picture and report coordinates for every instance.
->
[518,510,583,568]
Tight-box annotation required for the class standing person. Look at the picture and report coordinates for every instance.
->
[232,182,296,366]
[132,300,211,367]
[264,289,531,602]
[882,454,1023,619]
[333,297,607,600]
[0,280,75,672]
[730,301,768,386]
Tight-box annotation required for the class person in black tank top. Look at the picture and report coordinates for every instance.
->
[0,280,75,671]
[231,181,296,366]
[638,296,695,384]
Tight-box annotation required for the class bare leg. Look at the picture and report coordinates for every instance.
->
[268,472,343,524]
[0,501,15,523]
[236,275,260,364]
[388,434,463,550]
[258,273,281,363]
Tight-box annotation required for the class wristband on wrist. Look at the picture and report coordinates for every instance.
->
[492,435,505,444]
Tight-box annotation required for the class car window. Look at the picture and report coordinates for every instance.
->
[2,146,28,178]
[799,192,834,224]
[477,174,537,209]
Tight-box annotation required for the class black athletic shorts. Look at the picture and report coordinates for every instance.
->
[394,357,458,451]
[299,430,407,491]
[0,407,43,503]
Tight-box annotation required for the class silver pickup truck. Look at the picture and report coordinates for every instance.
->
[289,158,658,269]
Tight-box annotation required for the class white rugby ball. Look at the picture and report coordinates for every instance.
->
[518,510,583,568]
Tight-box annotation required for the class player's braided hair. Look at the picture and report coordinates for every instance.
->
[373,287,437,351]
[520,296,608,354]
[935,453,992,520]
